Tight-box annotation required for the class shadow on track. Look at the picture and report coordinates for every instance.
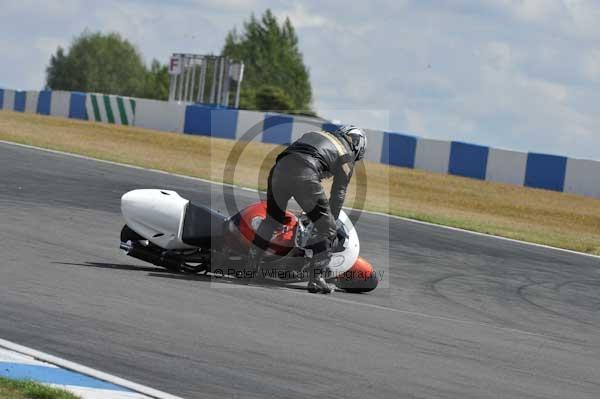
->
[52,261,308,291]
[54,261,161,273]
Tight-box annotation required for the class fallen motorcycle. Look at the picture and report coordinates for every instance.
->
[119,189,378,293]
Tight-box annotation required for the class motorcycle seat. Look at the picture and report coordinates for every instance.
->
[181,202,226,248]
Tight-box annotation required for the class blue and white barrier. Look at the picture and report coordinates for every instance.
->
[235,109,265,142]
[49,90,71,117]
[485,148,527,185]
[1,89,16,111]
[14,91,26,112]
[1,87,598,198]
[381,132,417,168]
[382,135,593,196]
[564,158,600,197]
[135,98,186,132]
[414,138,451,174]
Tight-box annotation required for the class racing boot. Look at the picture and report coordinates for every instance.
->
[307,273,334,294]
[247,245,265,279]
[307,252,335,294]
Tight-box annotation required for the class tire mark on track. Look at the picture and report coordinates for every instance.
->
[516,280,600,326]
[424,273,521,329]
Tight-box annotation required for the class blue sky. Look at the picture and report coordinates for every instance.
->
[1,0,599,159]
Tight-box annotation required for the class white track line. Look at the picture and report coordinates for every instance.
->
[2,139,599,261]
[0,338,185,399]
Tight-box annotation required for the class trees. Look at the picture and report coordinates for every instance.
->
[222,10,313,113]
[46,12,315,109]
[46,31,169,100]
[141,60,170,101]
[255,85,294,111]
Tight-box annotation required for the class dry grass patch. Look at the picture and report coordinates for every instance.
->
[1,110,599,254]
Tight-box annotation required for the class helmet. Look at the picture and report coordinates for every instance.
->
[334,125,367,161]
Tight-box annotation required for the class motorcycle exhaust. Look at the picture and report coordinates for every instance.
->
[119,241,134,252]
[120,241,182,271]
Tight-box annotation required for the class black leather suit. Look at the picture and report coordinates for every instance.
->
[253,131,355,260]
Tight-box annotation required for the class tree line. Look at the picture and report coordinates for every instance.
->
[46,10,313,114]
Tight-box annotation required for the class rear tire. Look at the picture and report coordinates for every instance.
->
[121,225,144,242]
[120,225,187,273]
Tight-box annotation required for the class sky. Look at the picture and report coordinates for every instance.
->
[1,0,600,160]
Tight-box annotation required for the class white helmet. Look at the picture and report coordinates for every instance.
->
[335,125,367,161]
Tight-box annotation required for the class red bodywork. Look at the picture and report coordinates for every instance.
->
[227,201,298,256]
[226,201,378,292]
[337,257,374,280]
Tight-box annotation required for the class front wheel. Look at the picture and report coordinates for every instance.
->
[334,257,379,293]
[336,272,378,293]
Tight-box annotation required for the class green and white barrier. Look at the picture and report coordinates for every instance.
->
[86,93,136,125]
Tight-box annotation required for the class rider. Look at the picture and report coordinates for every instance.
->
[250,125,367,293]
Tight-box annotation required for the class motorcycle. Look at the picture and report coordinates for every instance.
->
[119,189,378,293]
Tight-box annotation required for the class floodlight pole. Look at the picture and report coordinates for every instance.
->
[168,53,244,107]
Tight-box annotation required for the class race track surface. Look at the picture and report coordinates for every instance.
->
[1,141,599,399]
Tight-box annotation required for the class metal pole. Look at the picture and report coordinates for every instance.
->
[168,73,176,102]
[182,58,191,102]
[179,73,185,102]
[222,61,231,106]
[234,63,244,109]
[197,57,207,103]
[175,73,181,102]
[189,58,197,102]
[209,57,218,104]
[216,57,224,106]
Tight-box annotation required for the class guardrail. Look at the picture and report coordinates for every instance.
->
[1,87,598,198]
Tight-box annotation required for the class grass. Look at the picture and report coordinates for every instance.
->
[0,376,80,399]
[1,110,599,255]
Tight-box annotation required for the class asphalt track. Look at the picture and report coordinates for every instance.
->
[1,141,599,399]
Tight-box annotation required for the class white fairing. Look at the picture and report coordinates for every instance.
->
[121,189,195,249]
[298,210,359,275]
[328,210,360,275]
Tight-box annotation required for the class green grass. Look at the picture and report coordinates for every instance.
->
[0,376,80,399]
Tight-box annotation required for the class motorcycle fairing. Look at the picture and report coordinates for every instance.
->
[181,202,226,249]
[121,190,361,276]
[121,189,228,250]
